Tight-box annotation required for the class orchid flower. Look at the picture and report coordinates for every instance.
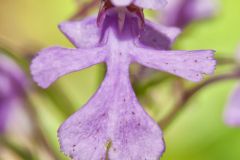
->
[0,54,27,133]
[224,47,240,127]
[31,1,216,159]
[161,0,217,29]
[224,84,240,127]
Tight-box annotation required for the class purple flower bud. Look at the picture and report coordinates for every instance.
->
[31,3,216,160]
[224,46,240,127]
[161,0,217,28]
[0,54,27,133]
[224,84,240,127]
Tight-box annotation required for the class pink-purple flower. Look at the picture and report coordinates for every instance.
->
[160,0,217,28]
[0,54,27,133]
[31,1,216,159]
[224,47,240,127]
[224,84,240,127]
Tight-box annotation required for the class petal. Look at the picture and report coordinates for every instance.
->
[59,17,103,48]
[0,54,27,90]
[224,84,240,127]
[131,49,216,82]
[0,54,27,133]
[58,64,164,160]
[161,0,217,28]
[138,20,181,50]
[236,45,240,63]
[0,73,13,98]
[134,0,167,10]
[31,46,106,88]
[190,0,218,20]
[110,0,133,7]
[0,103,10,133]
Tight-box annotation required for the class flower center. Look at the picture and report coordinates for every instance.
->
[97,0,144,27]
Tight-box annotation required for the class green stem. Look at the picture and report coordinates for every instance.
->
[24,96,61,160]
[159,71,240,130]
[0,137,36,160]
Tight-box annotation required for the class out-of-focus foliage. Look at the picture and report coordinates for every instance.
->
[0,0,240,160]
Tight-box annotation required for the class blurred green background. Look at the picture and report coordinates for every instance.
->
[0,0,240,160]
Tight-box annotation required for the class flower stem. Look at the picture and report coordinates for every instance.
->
[24,96,61,160]
[0,137,36,160]
[159,71,240,130]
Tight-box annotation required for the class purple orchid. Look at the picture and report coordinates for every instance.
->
[224,84,240,127]
[224,47,240,127]
[31,1,216,159]
[0,54,27,133]
[160,0,217,29]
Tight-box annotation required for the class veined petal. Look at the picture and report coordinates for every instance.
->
[31,46,106,88]
[58,63,164,160]
[138,20,181,50]
[224,84,240,127]
[131,49,216,81]
[134,0,167,10]
[59,17,103,48]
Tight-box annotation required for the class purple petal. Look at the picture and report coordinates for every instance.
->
[161,0,217,28]
[59,17,104,48]
[0,103,10,133]
[134,0,167,10]
[110,0,167,9]
[110,0,133,7]
[0,54,27,133]
[138,20,181,50]
[224,84,240,127]
[58,64,164,160]
[0,54,27,99]
[0,54,27,91]
[131,49,216,81]
[31,46,106,88]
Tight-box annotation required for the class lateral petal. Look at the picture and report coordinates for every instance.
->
[59,17,103,48]
[31,46,106,88]
[132,49,216,81]
[138,20,181,50]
